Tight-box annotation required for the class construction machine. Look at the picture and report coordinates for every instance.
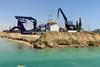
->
[57,8,82,32]
[10,16,37,34]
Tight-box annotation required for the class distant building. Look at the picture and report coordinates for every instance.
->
[47,19,59,32]
[68,30,77,32]
[93,29,100,33]
[0,27,5,32]
[49,24,59,31]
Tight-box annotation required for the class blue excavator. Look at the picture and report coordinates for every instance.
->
[10,16,37,34]
[57,8,82,31]
[10,16,47,34]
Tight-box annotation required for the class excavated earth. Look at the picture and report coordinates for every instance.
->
[33,32,100,49]
[0,32,100,49]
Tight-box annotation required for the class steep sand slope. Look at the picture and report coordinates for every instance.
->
[33,32,100,48]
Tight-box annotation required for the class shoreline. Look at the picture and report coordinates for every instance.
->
[1,37,33,48]
[0,32,100,49]
[1,37,92,49]
[0,32,40,48]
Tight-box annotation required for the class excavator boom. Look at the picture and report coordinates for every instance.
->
[57,8,68,28]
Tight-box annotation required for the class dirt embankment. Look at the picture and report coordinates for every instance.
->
[0,32,40,47]
[33,32,100,49]
[0,32,100,49]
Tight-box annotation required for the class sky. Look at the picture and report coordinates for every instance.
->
[0,0,100,31]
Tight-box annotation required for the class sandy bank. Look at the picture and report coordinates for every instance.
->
[33,32,100,49]
[0,32,100,49]
[0,32,40,48]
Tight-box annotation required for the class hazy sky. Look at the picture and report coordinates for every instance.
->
[0,0,100,30]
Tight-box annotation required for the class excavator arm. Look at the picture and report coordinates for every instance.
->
[57,8,68,28]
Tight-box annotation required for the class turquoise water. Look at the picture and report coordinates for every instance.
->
[0,39,100,67]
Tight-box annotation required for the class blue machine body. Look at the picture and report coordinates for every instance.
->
[10,16,37,34]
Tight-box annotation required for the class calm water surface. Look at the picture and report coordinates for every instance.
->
[0,38,100,67]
